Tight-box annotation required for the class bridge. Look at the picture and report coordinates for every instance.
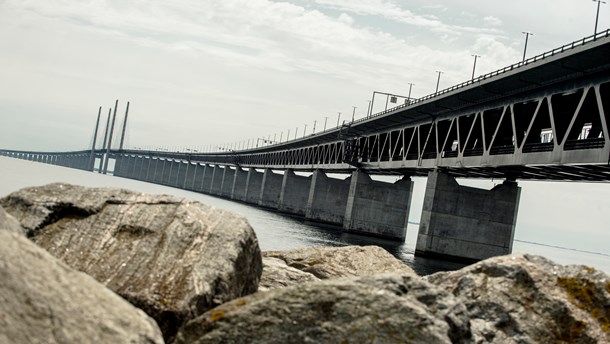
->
[3,30,610,262]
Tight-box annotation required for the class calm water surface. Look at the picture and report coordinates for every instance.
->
[1,157,609,275]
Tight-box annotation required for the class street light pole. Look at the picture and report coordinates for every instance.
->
[313,120,317,134]
[471,54,480,79]
[435,71,443,94]
[352,106,357,122]
[522,31,533,62]
[303,124,307,137]
[323,116,328,131]
[337,112,341,127]
[407,83,414,104]
[593,0,606,34]
[367,100,372,117]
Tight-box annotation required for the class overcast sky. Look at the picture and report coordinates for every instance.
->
[1,0,607,151]
[1,1,609,255]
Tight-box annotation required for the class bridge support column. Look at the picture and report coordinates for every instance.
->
[200,164,214,193]
[176,161,188,188]
[113,155,124,177]
[210,165,224,195]
[244,168,264,204]
[221,167,236,197]
[159,159,171,185]
[416,170,520,262]
[305,170,351,225]
[137,157,150,181]
[231,168,248,201]
[278,170,311,216]
[343,171,413,241]
[191,163,206,192]
[259,169,283,208]
[183,162,196,190]
[149,158,161,183]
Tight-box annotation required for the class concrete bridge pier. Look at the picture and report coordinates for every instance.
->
[415,170,521,262]
[199,164,214,193]
[209,165,224,195]
[231,167,249,201]
[259,169,283,208]
[305,170,351,225]
[343,171,413,240]
[244,168,264,204]
[137,157,150,181]
[278,169,311,216]
[183,162,196,190]
[220,167,236,197]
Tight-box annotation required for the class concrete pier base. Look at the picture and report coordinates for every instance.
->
[184,162,196,190]
[231,168,248,201]
[259,169,283,208]
[305,170,351,225]
[244,168,264,204]
[209,165,224,195]
[221,167,236,197]
[415,170,520,262]
[278,170,311,216]
[343,171,413,240]
[200,164,214,193]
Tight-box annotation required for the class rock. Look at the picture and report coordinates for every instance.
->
[173,274,471,344]
[259,257,320,292]
[0,230,164,344]
[426,254,610,343]
[0,183,262,342]
[263,245,416,281]
[0,205,25,235]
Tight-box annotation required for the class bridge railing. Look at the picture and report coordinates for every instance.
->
[350,29,610,125]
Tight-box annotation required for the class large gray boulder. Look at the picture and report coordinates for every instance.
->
[427,254,610,343]
[0,230,164,344]
[173,274,471,344]
[263,245,415,280]
[0,205,25,235]
[259,256,320,291]
[0,183,263,341]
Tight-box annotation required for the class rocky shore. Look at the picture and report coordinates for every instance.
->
[1,183,608,343]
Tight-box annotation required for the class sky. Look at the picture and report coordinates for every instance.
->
[1,1,609,255]
[0,0,608,151]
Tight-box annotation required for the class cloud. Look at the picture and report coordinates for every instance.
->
[483,15,503,27]
[313,0,502,35]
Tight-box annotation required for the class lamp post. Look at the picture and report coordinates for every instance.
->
[407,83,414,104]
[522,31,533,62]
[313,120,317,134]
[303,124,307,137]
[323,116,328,131]
[367,100,372,117]
[336,112,341,127]
[435,71,443,94]
[593,0,606,34]
[352,106,357,122]
[471,54,480,79]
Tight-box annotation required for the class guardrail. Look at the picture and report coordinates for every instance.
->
[351,29,610,124]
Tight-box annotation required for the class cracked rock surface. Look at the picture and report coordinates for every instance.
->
[0,183,263,342]
[427,254,610,343]
[0,230,164,344]
[260,245,416,291]
[173,274,471,344]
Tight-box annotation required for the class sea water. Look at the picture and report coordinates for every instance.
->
[1,156,608,275]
